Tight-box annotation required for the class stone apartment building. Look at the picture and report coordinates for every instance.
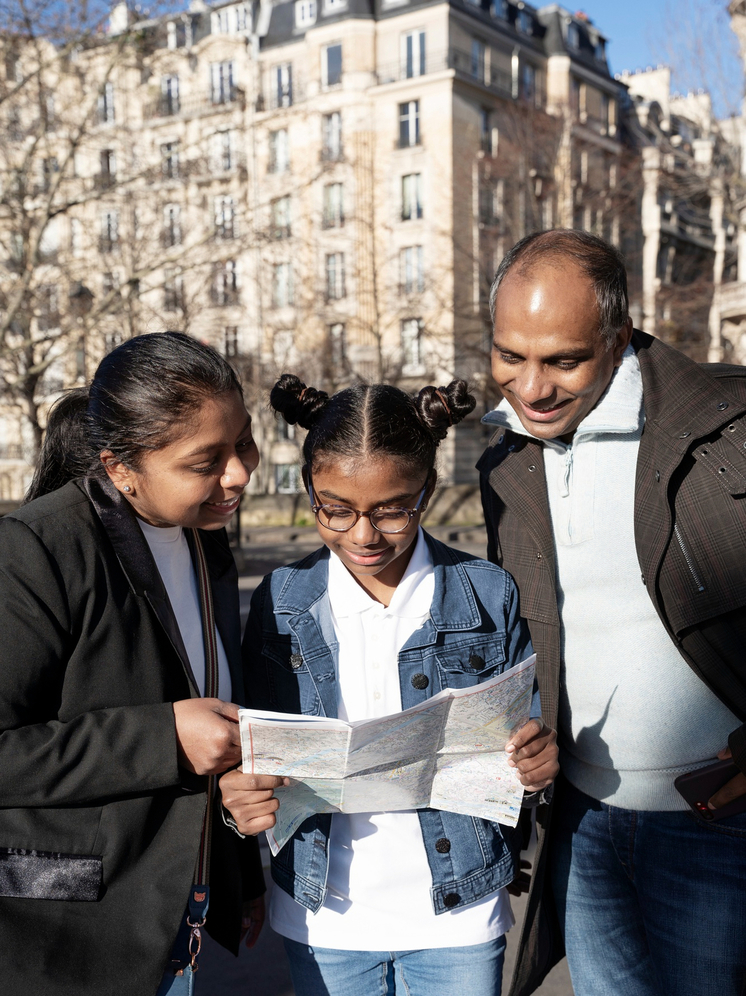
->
[0,0,632,498]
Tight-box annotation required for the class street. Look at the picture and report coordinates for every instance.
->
[197,529,574,995]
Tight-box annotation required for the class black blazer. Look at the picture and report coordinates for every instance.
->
[0,478,263,996]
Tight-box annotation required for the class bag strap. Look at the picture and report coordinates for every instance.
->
[186,527,220,972]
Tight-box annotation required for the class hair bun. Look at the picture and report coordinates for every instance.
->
[270,374,329,430]
[416,380,476,441]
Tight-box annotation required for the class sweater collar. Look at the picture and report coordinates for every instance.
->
[482,345,644,443]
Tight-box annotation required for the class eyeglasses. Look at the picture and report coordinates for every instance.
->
[308,480,428,534]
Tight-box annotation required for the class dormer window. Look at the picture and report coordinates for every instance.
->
[567,22,580,49]
[295,0,316,28]
[595,37,605,60]
[517,10,532,34]
[492,0,509,19]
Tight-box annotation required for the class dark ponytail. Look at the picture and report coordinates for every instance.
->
[25,331,242,503]
[270,375,476,475]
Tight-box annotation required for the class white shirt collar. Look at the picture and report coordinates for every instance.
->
[327,527,434,620]
[481,344,644,442]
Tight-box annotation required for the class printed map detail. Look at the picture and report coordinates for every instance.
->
[239,655,535,855]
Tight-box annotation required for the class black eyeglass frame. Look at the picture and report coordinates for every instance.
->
[307,477,429,534]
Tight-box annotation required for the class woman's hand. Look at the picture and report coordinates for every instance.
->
[506,719,559,792]
[172,698,242,775]
[219,769,288,835]
[240,896,265,949]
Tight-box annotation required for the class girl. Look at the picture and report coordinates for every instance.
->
[226,376,558,996]
[0,332,281,996]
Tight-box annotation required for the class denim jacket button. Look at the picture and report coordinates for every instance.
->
[411,673,429,690]
[443,892,460,907]
[468,653,485,670]
[435,837,451,854]
[289,653,303,670]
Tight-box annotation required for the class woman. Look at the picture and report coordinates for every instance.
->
[0,332,281,996]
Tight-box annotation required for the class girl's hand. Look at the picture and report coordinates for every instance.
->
[172,698,242,775]
[505,719,559,792]
[219,769,288,835]
[240,896,265,948]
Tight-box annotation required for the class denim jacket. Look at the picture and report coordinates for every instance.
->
[242,531,533,915]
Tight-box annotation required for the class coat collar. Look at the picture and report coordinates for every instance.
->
[273,532,482,633]
[79,476,242,701]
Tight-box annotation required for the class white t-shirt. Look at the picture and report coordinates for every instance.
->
[270,529,513,950]
[138,521,232,700]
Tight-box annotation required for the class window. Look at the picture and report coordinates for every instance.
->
[210,61,236,104]
[479,186,496,225]
[104,329,125,353]
[324,44,342,88]
[214,196,236,239]
[276,418,296,442]
[295,0,316,27]
[161,141,179,179]
[235,4,248,30]
[517,10,532,34]
[269,129,289,173]
[41,156,59,192]
[324,0,347,10]
[224,326,239,358]
[273,329,295,365]
[274,63,293,108]
[400,246,424,294]
[570,77,582,119]
[329,322,346,368]
[492,0,509,18]
[595,37,605,60]
[471,40,486,82]
[323,183,344,228]
[211,130,234,171]
[271,195,291,238]
[398,101,420,148]
[100,210,119,253]
[322,112,342,160]
[272,263,293,307]
[102,271,119,296]
[212,8,230,32]
[163,204,181,247]
[98,81,115,124]
[401,173,423,221]
[275,464,301,494]
[75,337,86,381]
[325,252,346,300]
[37,284,60,332]
[160,74,180,115]
[163,268,184,312]
[212,260,238,305]
[167,21,178,48]
[480,109,497,155]
[402,30,425,79]
[521,63,536,103]
[401,318,423,372]
[98,149,116,187]
[567,22,580,49]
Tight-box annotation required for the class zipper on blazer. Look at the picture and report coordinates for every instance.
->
[674,524,706,593]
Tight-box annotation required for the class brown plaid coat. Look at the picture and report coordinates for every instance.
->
[477,330,746,996]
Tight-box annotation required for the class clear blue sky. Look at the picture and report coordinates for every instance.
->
[576,0,743,115]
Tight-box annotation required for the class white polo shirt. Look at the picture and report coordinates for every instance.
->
[270,529,513,949]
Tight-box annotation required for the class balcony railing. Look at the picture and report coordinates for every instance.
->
[143,89,245,120]
[377,48,527,103]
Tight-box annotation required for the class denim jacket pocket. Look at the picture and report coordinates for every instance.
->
[435,637,507,686]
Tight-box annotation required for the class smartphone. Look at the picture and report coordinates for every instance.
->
[674,758,746,822]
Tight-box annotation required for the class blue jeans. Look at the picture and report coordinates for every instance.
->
[283,936,507,996]
[155,965,194,996]
[550,776,746,996]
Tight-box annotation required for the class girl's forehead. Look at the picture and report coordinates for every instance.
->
[312,456,427,496]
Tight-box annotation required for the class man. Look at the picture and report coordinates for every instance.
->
[477,229,746,996]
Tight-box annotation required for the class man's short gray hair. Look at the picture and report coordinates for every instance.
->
[489,230,630,349]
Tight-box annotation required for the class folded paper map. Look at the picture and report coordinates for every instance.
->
[239,654,535,855]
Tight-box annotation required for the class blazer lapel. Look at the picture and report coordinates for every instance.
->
[81,477,200,695]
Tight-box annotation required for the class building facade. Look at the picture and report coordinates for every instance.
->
[0,0,628,498]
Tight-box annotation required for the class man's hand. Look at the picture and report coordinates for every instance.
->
[708,747,746,810]
[240,896,265,949]
[219,769,288,835]
[172,698,242,775]
[506,719,559,792]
